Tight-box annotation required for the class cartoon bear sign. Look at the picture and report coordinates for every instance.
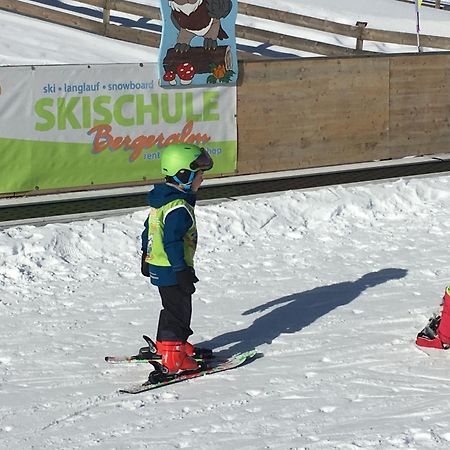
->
[158,0,238,87]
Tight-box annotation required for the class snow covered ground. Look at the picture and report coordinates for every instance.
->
[2,0,450,65]
[2,1,450,449]
[2,174,450,449]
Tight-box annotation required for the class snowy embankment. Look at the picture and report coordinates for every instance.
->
[3,0,450,65]
[2,175,450,449]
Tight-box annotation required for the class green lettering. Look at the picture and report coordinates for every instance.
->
[136,94,159,125]
[93,96,113,125]
[203,91,220,121]
[185,92,202,122]
[114,95,135,126]
[57,97,81,130]
[161,92,183,124]
[34,98,55,131]
[82,96,91,128]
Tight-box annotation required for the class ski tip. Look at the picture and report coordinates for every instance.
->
[244,349,258,358]
[234,349,259,364]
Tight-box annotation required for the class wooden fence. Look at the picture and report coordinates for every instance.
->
[397,0,449,9]
[0,51,449,193]
[1,2,450,194]
[2,0,450,57]
[237,52,450,174]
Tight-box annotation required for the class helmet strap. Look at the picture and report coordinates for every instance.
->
[171,171,196,191]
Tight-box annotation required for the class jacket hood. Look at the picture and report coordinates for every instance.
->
[147,183,196,208]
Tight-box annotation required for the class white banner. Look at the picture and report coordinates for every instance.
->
[0,63,237,193]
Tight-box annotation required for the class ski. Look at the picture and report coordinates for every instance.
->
[105,334,158,363]
[105,354,160,364]
[118,349,257,394]
[105,353,210,364]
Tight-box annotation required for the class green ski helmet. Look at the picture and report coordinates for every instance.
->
[161,143,213,185]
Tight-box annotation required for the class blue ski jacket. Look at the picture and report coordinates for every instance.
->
[141,183,197,286]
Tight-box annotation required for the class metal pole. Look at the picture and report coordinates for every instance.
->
[415,0,423,53]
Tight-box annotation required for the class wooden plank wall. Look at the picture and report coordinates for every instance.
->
[236,53,450,175]
[389,54,450,158]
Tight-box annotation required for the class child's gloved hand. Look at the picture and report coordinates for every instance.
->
[176,269,199,295]
[141,252,150,277]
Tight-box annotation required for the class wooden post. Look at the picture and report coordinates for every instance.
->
[103,0,111,35]
[355,21,368,51]
[435,0,441,8]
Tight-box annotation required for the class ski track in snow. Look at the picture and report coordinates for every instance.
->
[2,176,450,449]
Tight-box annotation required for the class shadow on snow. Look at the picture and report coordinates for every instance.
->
[201,268,408,358]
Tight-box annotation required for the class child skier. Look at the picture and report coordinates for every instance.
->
[416,286,450,349]
[141,143,213,374]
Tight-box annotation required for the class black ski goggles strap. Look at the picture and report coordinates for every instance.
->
[189,148,213,172]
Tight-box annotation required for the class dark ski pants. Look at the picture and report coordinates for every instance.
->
[156,285,193,342]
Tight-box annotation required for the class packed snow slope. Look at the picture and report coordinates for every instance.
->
[2,1,450,448]
[2,0,450,65]
[2,175,450,449]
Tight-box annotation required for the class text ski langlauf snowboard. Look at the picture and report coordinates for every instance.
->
[119,350,257,394]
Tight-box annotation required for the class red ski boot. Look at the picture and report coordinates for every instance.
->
[158,341,200,374]
[416,286,450,350]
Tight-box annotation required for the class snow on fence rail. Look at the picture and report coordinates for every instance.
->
[2,0,450,57]
[396,0,450,9]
